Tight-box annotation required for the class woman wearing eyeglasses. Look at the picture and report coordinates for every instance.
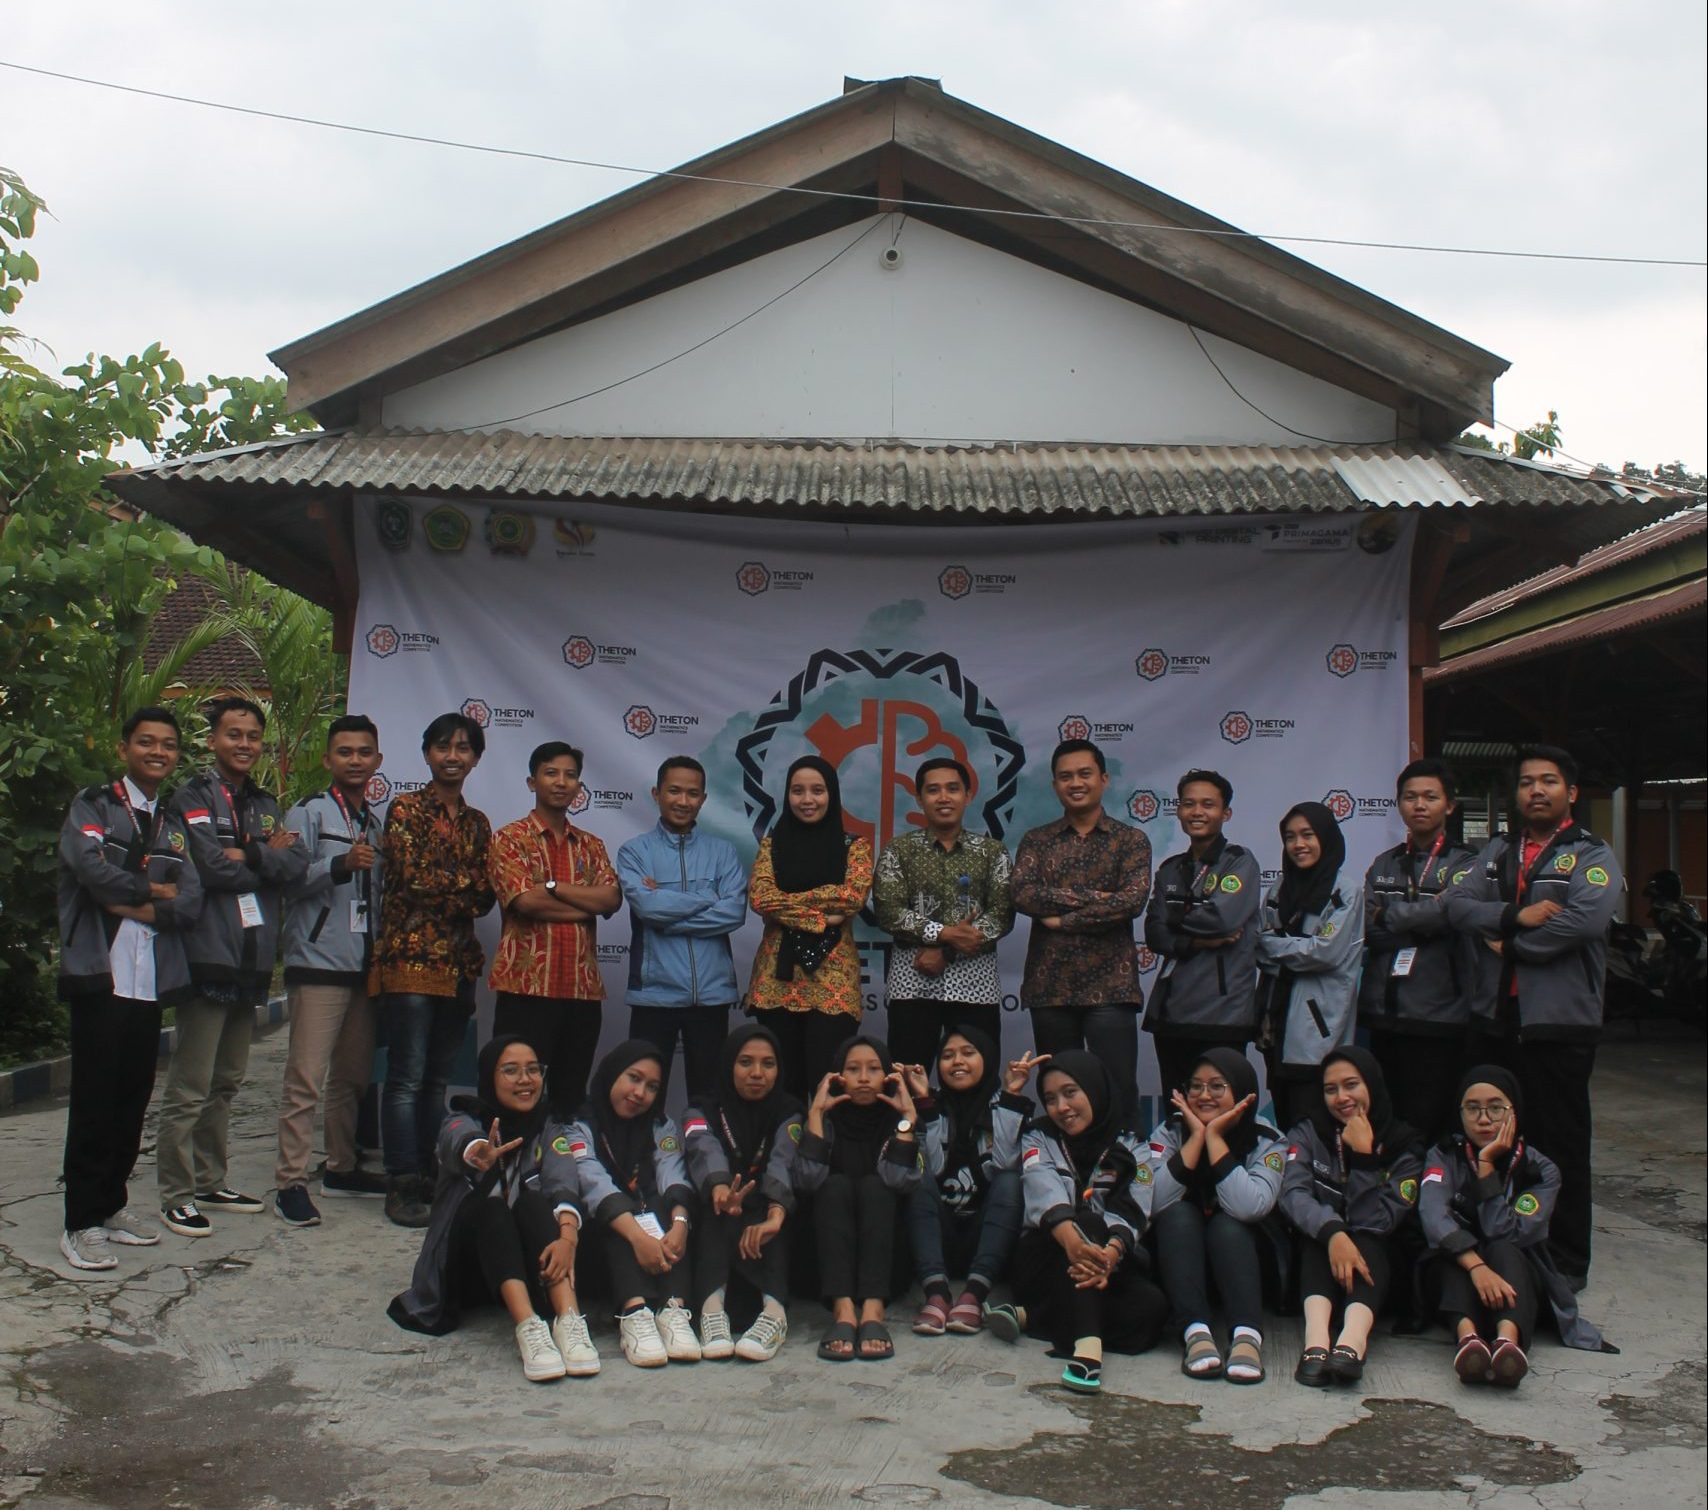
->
[1419,1065,1611,1386]
[1142,1049,1284,1383]
[388,1036,601,1382]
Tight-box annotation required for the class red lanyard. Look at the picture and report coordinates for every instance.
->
[217,780,249,847]
[329,786,368,841]
[1516,819,1571,902]
[112,781,162,855]
[1405,829,1447,901]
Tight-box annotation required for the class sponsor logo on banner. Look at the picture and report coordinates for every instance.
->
[1135,648,1213,681]
[1059,715,1134,744]
[365,623,438,658]
[1136,945,1160,975]
[365,773,426,805]
[562,635,638,670]
[624,705,700,741]
[737,562,815,595]
[1220,710,1293,744]
[567,787,592,816]
[585,787,634,813]
[1326,643,1399,678]
[735,648,1024,850]
[1323,788,1396,822]
[483,509,535,556]
[1156,525,1259,547]
[939,565,1017,598]
[1126,790,1178,823]
[1357,516,1404,555]
[374,501,412,551]
[1261,520,1350,553]
[423,505,471,552]
[552,520,597,559]
[462,697,535,730]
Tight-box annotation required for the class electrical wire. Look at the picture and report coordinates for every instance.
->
[2,58,1702,269]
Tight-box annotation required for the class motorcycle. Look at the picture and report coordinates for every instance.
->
[1605,870,1706,1027]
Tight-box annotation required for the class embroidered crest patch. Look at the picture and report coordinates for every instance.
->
[1263,1151,1284,1172]
[1399,1178,1419,1204]
[659,1135,680,1153]
[1134,1165,1153,1184]
[168,830,186,853]
[1586,866,1610,886]
[1514,1192,1541,1216]
[1553,853,1577,874]
[1220,874,1243,893]
[551,1135,571,1155]
[787,1122,803,1143]
[1318,921,1337,938]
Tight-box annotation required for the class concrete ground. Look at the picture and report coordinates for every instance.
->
[0,1024,1702,1510]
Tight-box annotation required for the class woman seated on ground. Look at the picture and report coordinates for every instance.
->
[903,1029,1039,1337]
[1144,1048,1284,1385]
[387,1036,600,1382]
[1420,1065,1612,1386]
[568,1040,702,1368]
[1279,1046,1424,1387]
[987,1051,1169,1394]
[681,1025,804,1362]
[794,1034,921,1361]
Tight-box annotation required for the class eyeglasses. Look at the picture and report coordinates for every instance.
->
[1460,1101,1511,1121]
[497,1062,546,1081]
[1186,1080,1231,1097]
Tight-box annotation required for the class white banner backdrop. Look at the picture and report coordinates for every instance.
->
[350,496,1414,1112]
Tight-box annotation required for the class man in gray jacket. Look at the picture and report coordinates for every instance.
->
[273,715,388,1227]
[1437,745,1621,1286]
[55,707,203,1270]
[157,697,307,1237]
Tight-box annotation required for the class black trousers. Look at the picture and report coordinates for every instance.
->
[887,1000,1003,1075]
[814,1171,902,1303]
[579,1210,681,1309]
[1151,1035,1247,1102]
[1433,1241,1540,1348]
[1298,1230,1393,1314]
[1369,1028,1468,1145]
[751,1008,854,1103]
[1152,1201,1265,1336]
[62,994,164,1232]
[448,1187,559,1316]
[1030,1003,1140,1127]
[1010,1219,1168,1355]
[491,994,602,1120]
[692,1202,791,1309]
[1471,1027,1596,1278]
[1265,1065,1321,1135]
[627,1002,732,1105]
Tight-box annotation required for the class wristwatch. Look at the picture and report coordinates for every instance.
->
[894,1118,914,1137]
[544,879,558,895]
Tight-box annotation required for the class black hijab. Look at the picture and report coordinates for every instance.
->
[934,1024,1002,1174]
[769,755,850,892]
[1038,1050,1127,1183]
[826,1034,899,1176]
[1308,1046,1422,1157]
[696,1025,803,1173]
[1274,801,1347,934]
[583,1039,666,1195]
[1186,1047,1264,1163]
[451,1034,550,1148]
[1454,1062,1527,1173]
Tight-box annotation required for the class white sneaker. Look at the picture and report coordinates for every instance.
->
[734,1311,789,1362]
[618,1307,668,1368]
[102,1207,162,1246]
[60,1227,118,1272]
[515,1316,567,1382]
[699,1309,735,1360]
[551,1312,601,1376]
[657,1303,703,1362]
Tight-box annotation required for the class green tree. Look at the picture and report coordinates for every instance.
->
[1455,410,1562,459]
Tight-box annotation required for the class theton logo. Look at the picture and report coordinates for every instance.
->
[366,624,400,658]
[562,636,595,669]
[1220,711,1253,745]
[1323,789,1355,823]
[737,562,771,596]
[1058,714,1092,742]
[1327,643,1398,677]
[1135,648,1168,681]
[939,565,973,600]
[624,706,657,739]
[461,698,492,729]
[1128,790,1161,822]
[567,786,592,815]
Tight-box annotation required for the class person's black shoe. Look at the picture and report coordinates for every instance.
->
[384,1176,432,1229]
[1294,1346,1333,1387]
[195,1187,266,1214]
[321,1167,388,1199]
[1328,1344,1365,1384]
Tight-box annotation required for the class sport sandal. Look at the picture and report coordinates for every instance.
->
[1182,1328,1224,1378]
[1226,1335,1265,1384]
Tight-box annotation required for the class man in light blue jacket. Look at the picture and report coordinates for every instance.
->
[617,757,748,1103]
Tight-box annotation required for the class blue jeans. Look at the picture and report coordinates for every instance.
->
[906,1168,1023,1289]
[382,991,473,1176]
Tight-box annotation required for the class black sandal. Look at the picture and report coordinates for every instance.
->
[817,1321,856,1362]
[1294,1345,1333,1388]
[856,1320,895,1360]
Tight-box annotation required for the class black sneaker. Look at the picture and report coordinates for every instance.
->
[321,1167,388,1199]
[195,1188,266,1214]
[384,1176,432,1229]
[161,1203,212,1237]
[275,1185,322,1228]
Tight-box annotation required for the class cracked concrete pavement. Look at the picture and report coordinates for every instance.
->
[1,1022,1702,1509]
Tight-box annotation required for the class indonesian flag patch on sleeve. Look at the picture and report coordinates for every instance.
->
[183,807,213,826]
[1423,1166,1446,1185]
[568,1139,589,1160]
[81,825,105,840]
[682,1116,708,1137]
[1022,1146,1041,1168]
[1286,1145,1299,1162]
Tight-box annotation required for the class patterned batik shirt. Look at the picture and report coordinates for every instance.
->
[872,828,1014,1005]
[372,788,495,998]
[1011,812,1152,1008]
[488,811,618,1001]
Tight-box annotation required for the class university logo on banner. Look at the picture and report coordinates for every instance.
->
[624,705,700,741]
[1135,648,1212,681]
[1221,710,1295,744]
[732,648,1024,850]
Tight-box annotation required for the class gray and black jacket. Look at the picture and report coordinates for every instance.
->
[917,1090,1030,1214]
[1419,1137,1607,1350]
[387,1110,583,1335]
[550,1116,694,1226]
[169,768,308,1000]
[793,1125,923,1197]
[1142,838,1263,1042]
[1256,880,1365,1072]
[681,1103,804,1215]
[1439,825,1622,1042]
[1020,1126,1149,1249]
[1139,1114,1285,1223]
[1278,1118,1423,1244]
[1360,837,1479,1037]
[56,780,204,1003]
[281,788,383,986]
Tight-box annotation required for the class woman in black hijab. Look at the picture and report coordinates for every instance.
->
[988,1051,1168,1393]
[388,1036,599,1381]
[681,1025,806,1361]
[1256,801,1365,1131]
[743,756,874,1099]
[903,1027,1039,1336]
[1278,1047,1425,1386]
[1419,1064,1611,1385]
[1145,1047,1285,1383]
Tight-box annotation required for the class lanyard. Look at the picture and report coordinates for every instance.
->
[599,1132,644,1195]
[717,1108,769,1182]
[217,780,249,847]
[1404,829,1448,902]
[1515,820,1572,902]
[330,787,372,902]
[112,781,163,864]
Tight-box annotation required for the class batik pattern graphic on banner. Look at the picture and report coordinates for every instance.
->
[351,497,1414,1102]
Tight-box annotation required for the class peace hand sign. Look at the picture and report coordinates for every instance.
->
[1005,1052,1050,1096]
[717,1175,757,1217]
[464,1119,524,1173]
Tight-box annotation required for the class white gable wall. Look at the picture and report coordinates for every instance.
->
[384,217,1397,444]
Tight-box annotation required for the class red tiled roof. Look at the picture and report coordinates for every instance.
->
[142,573,268,689]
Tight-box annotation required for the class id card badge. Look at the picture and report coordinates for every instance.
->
[349,899,370,935]
[236,893,265,929]
[635,1211,665,1240]
[1391,947,1418,978]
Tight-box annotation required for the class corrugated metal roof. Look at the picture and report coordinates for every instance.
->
[111,430,1650,519]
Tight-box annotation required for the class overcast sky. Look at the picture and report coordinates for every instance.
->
[6,1,1704,472]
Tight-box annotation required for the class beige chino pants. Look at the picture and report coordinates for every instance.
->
[156,997,254,1208]
[275,983,377,1188]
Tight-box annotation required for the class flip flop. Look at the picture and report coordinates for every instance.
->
[817,1321,856,1362]
[1061,1357,1102,1393]
[983,1302,1025,1343]
[855,1320,895,1360]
